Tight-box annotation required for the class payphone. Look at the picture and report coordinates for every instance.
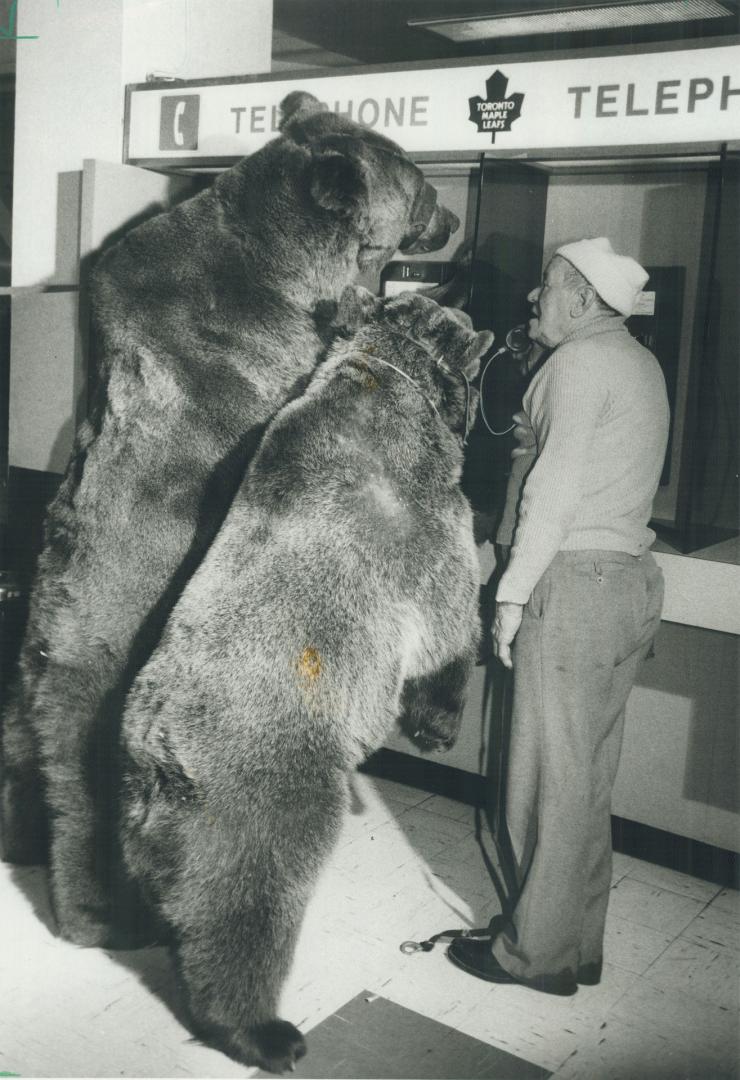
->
[371,152,732,552]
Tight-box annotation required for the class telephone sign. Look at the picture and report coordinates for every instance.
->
[158,95,201,152]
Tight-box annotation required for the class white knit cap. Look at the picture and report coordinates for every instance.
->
[555,237,648,317]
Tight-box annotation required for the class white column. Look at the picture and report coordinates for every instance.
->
[9,0,273,472]
[12,0,124,289]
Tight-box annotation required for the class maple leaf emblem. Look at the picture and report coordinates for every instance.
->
[468,70,524,143]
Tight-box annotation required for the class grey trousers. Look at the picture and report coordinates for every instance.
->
[492,549,664,984]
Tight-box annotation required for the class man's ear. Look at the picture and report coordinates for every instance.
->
[572,283,597,317]
[308,151,369,222]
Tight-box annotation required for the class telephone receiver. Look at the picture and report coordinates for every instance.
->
[504,324,532,354]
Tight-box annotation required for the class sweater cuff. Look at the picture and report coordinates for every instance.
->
[496,568,533,606]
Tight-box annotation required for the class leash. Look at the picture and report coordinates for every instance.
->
[400,922,494,955]
[399,671,519,959]
[366,353,440,417]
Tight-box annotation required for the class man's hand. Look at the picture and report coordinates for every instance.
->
[511,411,536,458]
[511,340,546,376]
[493,601,524,669]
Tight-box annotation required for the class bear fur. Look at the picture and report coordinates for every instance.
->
[118,288,492,1071]
[0,91,459,949]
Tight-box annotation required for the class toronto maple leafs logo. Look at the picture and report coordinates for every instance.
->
[469,70,524,143]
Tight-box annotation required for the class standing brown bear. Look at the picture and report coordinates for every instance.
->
[0,91,459,949]
[119,288,493,1072]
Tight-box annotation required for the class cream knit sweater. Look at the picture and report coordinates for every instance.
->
[496,315,670,606]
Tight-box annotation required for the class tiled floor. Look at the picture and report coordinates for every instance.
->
[1,774,738,1079]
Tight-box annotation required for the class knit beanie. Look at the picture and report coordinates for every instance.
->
[555,237,649,317]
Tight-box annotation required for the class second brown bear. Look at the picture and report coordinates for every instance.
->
[119,290,493,1072]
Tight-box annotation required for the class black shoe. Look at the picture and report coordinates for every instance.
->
[447,937,578,996]
[577,958,603,985]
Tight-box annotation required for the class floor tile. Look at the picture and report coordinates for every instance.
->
[345,793,412,833]
[644,934,740,1012]
[425,846,503,926]
[332,818,441,876]
[607,875,706,936]
[450,965,639,1075]
[551,1013,736,1080]
[625,860,722,904]
[602,912,673,975]
[394,803,476,845]
[363,775,432,807]
[376,942,500,1027]
[682,898,740,953]
[712,888,740,916]
[541,963,639,1020]
[421,793,480,824]
[452,998,582,1075]
[608,977,740,1074]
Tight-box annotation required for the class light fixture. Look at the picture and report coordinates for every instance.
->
[409,1,734,42]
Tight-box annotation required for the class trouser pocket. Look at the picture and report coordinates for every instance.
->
[642,558,665,656]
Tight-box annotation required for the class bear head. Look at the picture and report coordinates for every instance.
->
[277,91,460,269]
[334,286,494,440]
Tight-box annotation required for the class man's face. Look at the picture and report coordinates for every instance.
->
[527,257,577,348]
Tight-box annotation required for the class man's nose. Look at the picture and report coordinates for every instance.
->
[527,286,540,302]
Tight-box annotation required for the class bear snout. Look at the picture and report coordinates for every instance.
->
[400,203,460,254]
[399,181,460,255]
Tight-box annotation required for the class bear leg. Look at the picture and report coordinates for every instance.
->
[0,685,49,865]
[34,655,134,947]
[122,769,346,1072]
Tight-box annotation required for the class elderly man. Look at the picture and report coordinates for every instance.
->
[449,237,669,995]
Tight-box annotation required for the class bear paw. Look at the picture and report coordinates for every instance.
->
[400,705,463,754]
[191,1015,306,1073]
[415,715,462,753]
[248,1019,307,1074]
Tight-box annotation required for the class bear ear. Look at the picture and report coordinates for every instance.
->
[279,91,326,133]
[440,319,492,384]
[334,285,382,334]
[458,329,495,379]
[308,150,369,220]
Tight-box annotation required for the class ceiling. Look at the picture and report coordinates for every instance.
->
[1,2,738,77]
[271,0,740,70]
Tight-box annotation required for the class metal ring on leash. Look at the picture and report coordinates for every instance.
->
[399,926,493,955]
